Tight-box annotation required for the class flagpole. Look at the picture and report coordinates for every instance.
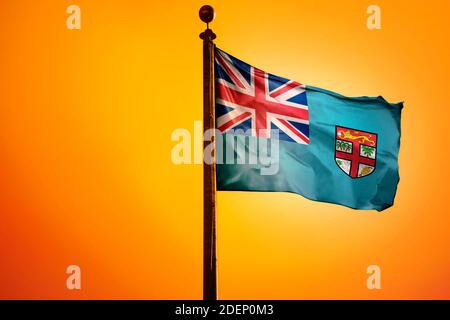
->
[199,5,217,300]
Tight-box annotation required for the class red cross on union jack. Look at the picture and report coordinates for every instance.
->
[214,48,310,144]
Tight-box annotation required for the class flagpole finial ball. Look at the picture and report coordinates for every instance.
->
[199,5,215,24]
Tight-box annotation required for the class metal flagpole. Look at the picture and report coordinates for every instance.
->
[199,5,217,300]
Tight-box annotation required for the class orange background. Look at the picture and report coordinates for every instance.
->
[0,0,449,299]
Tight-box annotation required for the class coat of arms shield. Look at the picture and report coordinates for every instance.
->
[335,126,377,178]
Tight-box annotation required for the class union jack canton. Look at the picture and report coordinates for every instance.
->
[214,48,310,144]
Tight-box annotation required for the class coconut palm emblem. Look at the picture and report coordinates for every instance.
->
[335,126,377,178]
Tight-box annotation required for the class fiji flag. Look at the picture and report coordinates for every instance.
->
[214,48,402,211]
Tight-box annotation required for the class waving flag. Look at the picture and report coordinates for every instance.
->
[215,48,402,211]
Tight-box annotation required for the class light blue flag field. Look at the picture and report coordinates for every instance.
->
[214,48,402,211]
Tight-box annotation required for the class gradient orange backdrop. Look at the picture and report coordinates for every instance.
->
[0,0,449,299]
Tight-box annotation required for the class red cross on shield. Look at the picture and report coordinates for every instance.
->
[335,126,378,179]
